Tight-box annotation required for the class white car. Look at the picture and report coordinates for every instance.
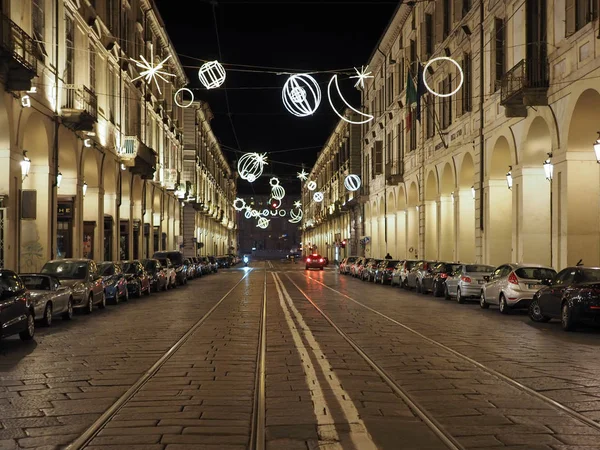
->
[19,274,74,326]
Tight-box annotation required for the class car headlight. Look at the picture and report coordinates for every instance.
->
[73,282,85,291]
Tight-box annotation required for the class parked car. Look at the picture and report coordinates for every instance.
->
[529,266,600,331]
[350,257,365,277]
[216,256,230,269]
[406,260,437,293]
[20,274,74,326]
[430,262,463,297]
[121,260,151,297]
[183,258,197,280]
[444,264,495,302]
[480,263,557,313]
[152,251,188,285]
[362,259,382,282]
[305,253,326,270]
[155,257,177,289]
[391,260,417,288]
[375,260,398,284]
[41,259,105,313]
[356,258,374,279]
[207,256,218,273]
[0,270,35,341]
[340,256,357,274]
[142,259,169,292]
[98,262,129,304]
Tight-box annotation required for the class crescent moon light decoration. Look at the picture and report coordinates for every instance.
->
[238,153,268,183]
[282,74,322,117]
[313,191,324,202]
[307,181,317,191]
[327,74,374,125]
[289,208,303,224]
[344,174,362,192]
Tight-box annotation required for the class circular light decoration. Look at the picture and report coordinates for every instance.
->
[244,209,252,219]
[307,181,317,191]
[233,197,246,211]
[327,75,374,125]
[271,184,286,201]
[269,177,280,187]
[238,152,268,183]
[282,74,322,117]
[257,217,270,229]
[313,192,324,202]
[174,88,194,108]
[198,61,226,89]
[270,210,278,217]
[278,209,287,217]
[289,208,303,224]
[422,57,464,98]
[344,174,362,192]
[262,209,269,217]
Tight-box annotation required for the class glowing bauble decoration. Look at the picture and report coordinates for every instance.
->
[270,210,278,216]
[307,181,317,191]
[282,74,321,117]
[257,217,270,229]
[233,198,246,211]
[278,209,287,217]
[344,174,362,192]
[174,88,194,108]
[313,192,324,202]
[271,184,286,201]
[327,74,374,125]
[289,208,303,224]
[198,60,226,89]
[238,153,268,183]
[271,198,281,209]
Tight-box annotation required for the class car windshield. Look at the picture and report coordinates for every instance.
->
[466,265,495,273]
[21,275,51,291]
[0,272,22,298]
[405,261,416,270]
[347,257,357,263]
[580,269,600,282]
[98,263,115,276]
[154,252,183,265]
[42,261,87,279]
[157,259,169,267]
[515,267,557,280]
[121,263,139,275]
[144,260,157,271]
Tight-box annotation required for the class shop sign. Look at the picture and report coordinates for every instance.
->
[58,202,73,219]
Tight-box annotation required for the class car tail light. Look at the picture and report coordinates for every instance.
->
[508,272,519,285]
[319,258,324,263]
[439,273,448,279]
[307,258,311,262]
[461,276,472,283]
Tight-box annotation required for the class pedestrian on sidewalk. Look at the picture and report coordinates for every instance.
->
[384,253,392,259]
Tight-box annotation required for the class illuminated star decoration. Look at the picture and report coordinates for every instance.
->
[131,44,176,95]
[350,65,374,89]
[297,169,308,181]
[293,200,302,209]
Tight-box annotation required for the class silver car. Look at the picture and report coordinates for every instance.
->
[445,264,495,303]
[41,259,106,313]
[480,263,557,314]
[19,274,74,326]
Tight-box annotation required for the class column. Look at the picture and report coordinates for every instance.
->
[424,200,438,260]
[439,195,454,261]
[485,179,512,265]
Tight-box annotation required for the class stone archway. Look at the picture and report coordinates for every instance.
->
[457,153,476,262]
[439,163,456,261]
[424,170,439,259]
[407,181,419,259]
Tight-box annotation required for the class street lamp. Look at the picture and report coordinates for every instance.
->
[593,132,600,163]
[506,166,513,190]
[56,171,62,188]
[82,181,88,196]
[543,153,553,181]
[21,151,31,181]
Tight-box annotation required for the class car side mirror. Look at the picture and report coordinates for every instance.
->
[483,275,490,282]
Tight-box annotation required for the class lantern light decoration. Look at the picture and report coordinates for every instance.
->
[238,152,268,183]
[506,166,513,190]
[282,74,322,117]
[543,153,553,181]
[56,171,63,188]
[198,61,227,89]
[82,181,88,196]
[307,181,317,191]
[233,198,246,211]
[344,174,361,192]
[313,191,324,202]
[271,184,286,200]
[257,217,270,229]
[20,151,31,181]
[593,132,600,163]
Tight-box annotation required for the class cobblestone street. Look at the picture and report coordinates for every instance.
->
[1,262,600,449]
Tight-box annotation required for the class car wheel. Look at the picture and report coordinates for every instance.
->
[444,284,450,300]
[145,283,151,296]
[63,298,74,320]
[42,303,52,327]
[19,312,35,341]
[432,281,439,297]
[123,288,129,302]
[416,280,422,294]
[456,288,465,304]
[163,280,168,291]
[480,292,489,309]
[529,298,549,322]
[85,295,94,314]
[98,292,106,309]
[561,302,576,331]
[136,282,142,298]
[499,295,509,314]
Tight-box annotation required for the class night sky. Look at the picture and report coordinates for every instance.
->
[154,0,400,196]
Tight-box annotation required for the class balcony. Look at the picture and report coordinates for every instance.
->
[0,13,40,91]
[385,161,404,185]
[500,54,549,118]
[61,85,98,131]
[121,136,157,180]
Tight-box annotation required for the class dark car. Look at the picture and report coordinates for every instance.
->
[0,270,35,341]
[142,259,168,292]
[121,260,151,297]
[431,262,463,297]
[216,256,230,269]
[207,256,218,273]
[362,259,382,282]
[153,251,187,285]
[529,266,600,331]
[98,262,129,304]
[305,253,325,270]
[375,260,398,284]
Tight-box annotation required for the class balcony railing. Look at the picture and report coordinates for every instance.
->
[121,136,140,161]
[500,54,549,106]
[62,85,98,121]
[0,13,40,90]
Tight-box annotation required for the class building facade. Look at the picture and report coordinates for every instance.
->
[302,111,363,262]
[356,0,600,270]
[181,101,237,258]
[0,0,226,272]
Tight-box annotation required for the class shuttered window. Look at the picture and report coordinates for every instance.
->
[397,122,404,165]
[566,0,598,36]
[426,96,435,138]
[463,53,472,112]
[440,76,452,129]
[491,18,505,92]
[409,110,417,151]
[374,141,383,175]
[435,2,444,45]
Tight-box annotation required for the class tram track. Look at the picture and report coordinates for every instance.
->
[301,271,600,433]
[65,263,268,450]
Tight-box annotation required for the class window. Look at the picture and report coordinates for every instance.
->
[440,76,452,129]
[409,39,417,78]
[32,0,46,60]
[397,57,405,94]
[492,18,505,91]
[443,0,451,37]
[374,141,383,175]
[425,14,433,58]
[566,0,598,36]
[396,122,404,165]
[65,14,74,85]
[386,132,392,165]
[426,95,435,138]
[107,0,116,33]
[108,69,115,123]
[462,53,472,113]
[409,109,417,151]
[89,43,96,93]
[387,73,394,106]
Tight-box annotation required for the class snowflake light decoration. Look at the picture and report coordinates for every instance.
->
[131,44,176,95]
[293,200,302,209]
[297,169,308,181]
[350,65,374,89]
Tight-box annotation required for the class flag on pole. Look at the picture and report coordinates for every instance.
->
[406,69,417,131]
[416,63,426,123]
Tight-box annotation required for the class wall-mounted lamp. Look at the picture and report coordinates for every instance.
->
[450,192,455,203]
[471,185,475,200]
[543,152,553,181]
[82,181,88,196]
[444,47,451,57]
[593,132,600,163]
[462,25,472,36]
[56,171,62,188]
[120,163,126,171]
[506,166,513,190]
[21,151,31,181]
[21,95,31,108]
[84,138,92,147]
